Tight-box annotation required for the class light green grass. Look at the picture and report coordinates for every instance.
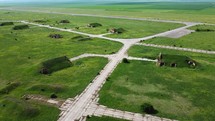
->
[143,25,215,51]
[99,46,215,121]
[0,22,120,120]
[1,2,215,23]
[0,10,184,39]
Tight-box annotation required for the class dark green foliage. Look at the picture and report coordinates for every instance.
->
[0,82,20,95]
[40,56,72,74]
[196,28,214,32]
[122,58,130,63]
[0,22,14,26]
[50,94,57,99]
[49,34,63,39]
[34,20,47,23]
[87,23,102,28]
[59,20,70,23]
[13,25,29,30]
[141,103,158,114]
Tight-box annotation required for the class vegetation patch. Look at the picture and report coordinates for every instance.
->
[87,23,102,28]
[40,56,72,74]
[141,103,158,114]
[0,22,14,26]
[0,82,20,95]
[29,84,65,93]
[49,34,63,39]
[156,53,197,68]
[1,97,39,118]
[59,20,70,23]
[13,25,29,30]
[34,20,47,23]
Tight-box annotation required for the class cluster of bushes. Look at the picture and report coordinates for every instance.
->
[71,35,92,41]
[59,20,70,23]
[49,34,63,39]
[196,28,214,32]
[13,25,29,30]
[141,103,158,114]
[87,23,102,28]
[0,22,14,26]
[0,82,20,95]
[40,56,72,74]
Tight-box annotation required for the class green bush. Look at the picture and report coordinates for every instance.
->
[40,56,72,74]
[13,25,29,30]
[122,58,130,63]
[59,20,70,23]
[141,103,158,114]
[0,22,14,26]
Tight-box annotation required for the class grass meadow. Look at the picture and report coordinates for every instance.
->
[143,25,215,51]
[0,22,121,120]
[99,46,215,121]
[1,2,215,23]
[0,10,183,39]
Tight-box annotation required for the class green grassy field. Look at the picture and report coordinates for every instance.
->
[1,2,215,24]
[99,46,215,121]
[0,10,183,39]
[87,116,128,121]
[0,22,121,120]
[143,25,215,51]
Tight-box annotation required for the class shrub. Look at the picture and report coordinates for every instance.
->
[50,94,57,99]
[13,25,29,30]
[49,34,63,39]
[0,22,14,26]
[60,20,70,23]
[34,20,47,23]
[122,58,130,63]
[141,103,158,114]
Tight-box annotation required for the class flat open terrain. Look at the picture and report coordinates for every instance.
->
[99,46,215,121]
[0,10,184,39]
[0,22,121,120]
[1,2,215,23]
[143,25,215,51]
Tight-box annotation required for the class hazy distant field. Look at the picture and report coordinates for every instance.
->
[1,2,214,23]
[0,10,183,39]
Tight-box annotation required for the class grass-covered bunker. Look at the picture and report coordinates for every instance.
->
[0,22,14,26]
[40,56,72,74]
[13,25,29,30]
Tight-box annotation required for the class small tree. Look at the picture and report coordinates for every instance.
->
[141,103,157,114]
[50,93,57,99]
[123,58,130,63]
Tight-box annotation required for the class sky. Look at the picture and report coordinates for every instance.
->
[0,0,214,2]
